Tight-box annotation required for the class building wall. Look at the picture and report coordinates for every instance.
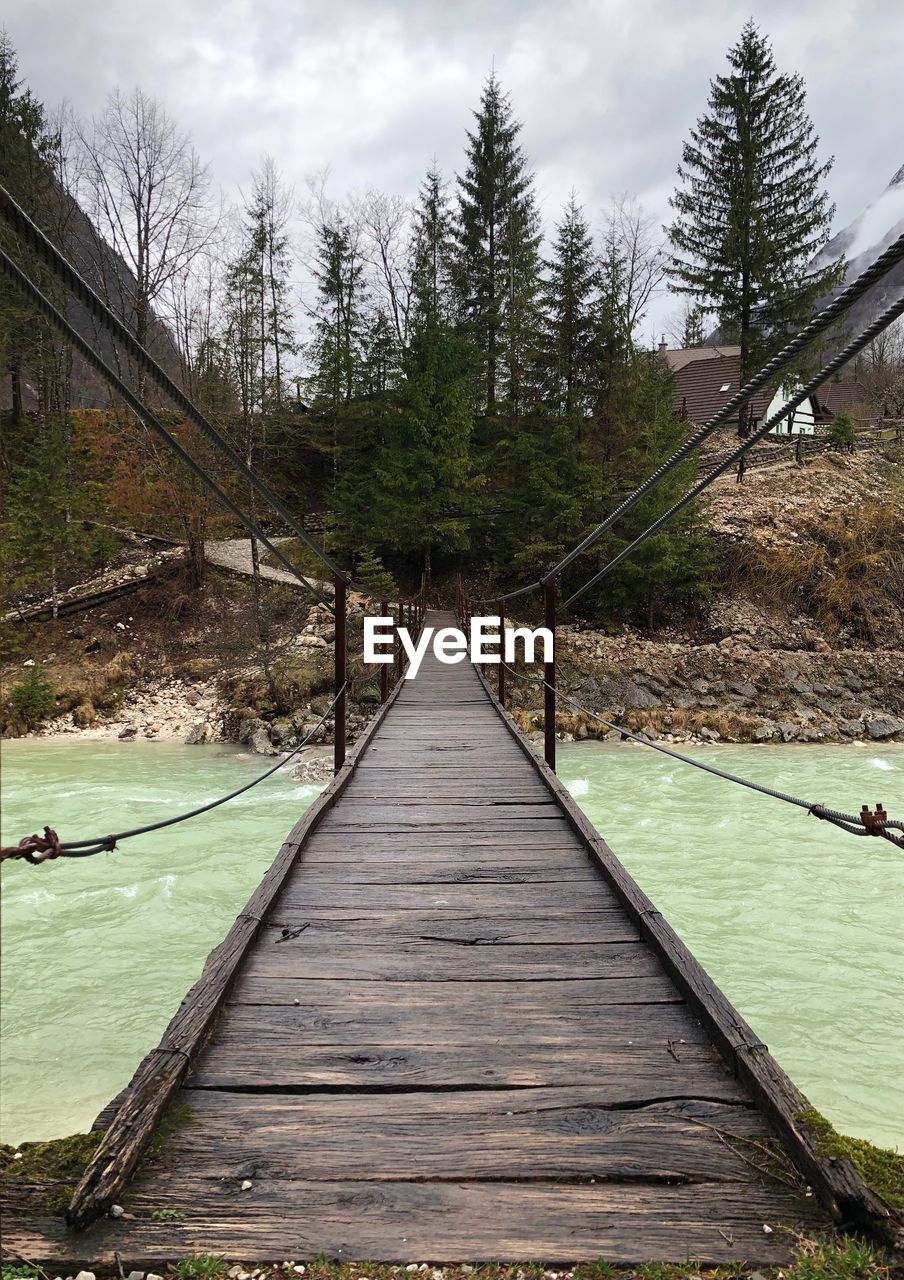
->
[766,384,819,435]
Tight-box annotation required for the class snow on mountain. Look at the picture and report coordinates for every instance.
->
[812,163,904,342]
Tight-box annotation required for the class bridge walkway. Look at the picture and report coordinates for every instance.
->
[5,612,830,1265]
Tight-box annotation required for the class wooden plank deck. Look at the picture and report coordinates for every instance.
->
[4,611,839,1264]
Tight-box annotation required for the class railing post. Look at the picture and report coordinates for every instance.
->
[395,597,404,682]
[543,576,556,773]
[498,600,505,707]
[334,574,347,774]
[379,597,389,705]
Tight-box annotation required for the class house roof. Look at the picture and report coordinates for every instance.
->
[664,345,741,373]
[667,349,773,425]
[812,378,871,420]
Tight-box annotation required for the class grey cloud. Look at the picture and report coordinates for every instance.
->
[5,0,903,338]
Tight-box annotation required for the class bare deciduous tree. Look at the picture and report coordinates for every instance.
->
[857,318,904,419]
[603,194,666,342]
[361,189,413,347]
[78,87,215,388]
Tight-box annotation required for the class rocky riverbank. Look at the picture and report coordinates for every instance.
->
[521,622,904,745]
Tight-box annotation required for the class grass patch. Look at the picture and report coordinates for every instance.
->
[260,537,333,581]
[797,1105,904,1210]
[168,1256,226,1279]
[118,1247,894,1280]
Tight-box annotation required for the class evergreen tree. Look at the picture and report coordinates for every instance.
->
[667,21,841,432]
[576,355,714,628]
[411,165,457,323]
[456,74,541,423]
[535,194,598,425]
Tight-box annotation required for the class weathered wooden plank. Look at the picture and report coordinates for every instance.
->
[255,910,641,944]
[189,1040,748,1096]
[292,860,601,883]
[4,1180,818,1265]
[153,1091,772,1183]
[238,939,665,983]
[276,882,618,912]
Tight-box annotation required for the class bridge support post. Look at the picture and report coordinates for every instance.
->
[498,601,505,707]
[395,597,403,683]
[543,577,556,773]
[379,598,389,705]
[334,575,347,774]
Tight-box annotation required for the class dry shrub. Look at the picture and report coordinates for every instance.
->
[733,496,904,644]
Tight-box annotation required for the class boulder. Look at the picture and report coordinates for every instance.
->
[247,724,278,755]
[837,718,864,737]
[778,721,799,742]
[624,683,660,710]
[185,722,210,745]
[291,752,334,783]
[118,724,137,740]
[866,716,904,740]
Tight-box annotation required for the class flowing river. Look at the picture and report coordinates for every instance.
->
[1,737,902,1151]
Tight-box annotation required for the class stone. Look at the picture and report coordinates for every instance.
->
[754,724,776,742]
[624,683,660,709]
[699,727,721,741]
[126,1272,145,1280]
[729,681,756,699]
[185,722,209,745]
[778,721,799,742]
[866,716,904,740]
[240,718,278,756]
[291,753,334,784]
[241,1178,253,1190]
[110,1203,124,1217]
[118,724,137,740]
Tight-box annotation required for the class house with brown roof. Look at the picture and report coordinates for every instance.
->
[661,345,870,435]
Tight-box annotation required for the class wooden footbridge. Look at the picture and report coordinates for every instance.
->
[4,611,885,1268]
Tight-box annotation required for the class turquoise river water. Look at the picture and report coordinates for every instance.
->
[1,737,902,1151]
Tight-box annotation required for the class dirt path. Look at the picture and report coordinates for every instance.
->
[204,538,333,595]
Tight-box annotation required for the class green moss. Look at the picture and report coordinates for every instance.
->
[0,1130,101,1213]
[0,1130,101,1184]
[148,1101,196,1158]
[2,1267,41,1280]
[153,1207,187,1221]
[797,1105,904,1210]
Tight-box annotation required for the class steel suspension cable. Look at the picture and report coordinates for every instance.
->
[548,231,904,580]
[1,686,347,864]
[564,291,904,608]
[495,660,904,849]
[0,185,349,586]
[0,249,334,610]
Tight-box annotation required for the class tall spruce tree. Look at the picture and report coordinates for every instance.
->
[456,74,540,425]
[366,168,479,577]
[535,194,598,425]
[667,21,841,432]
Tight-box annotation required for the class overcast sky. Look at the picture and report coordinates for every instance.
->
[5,0,903,337]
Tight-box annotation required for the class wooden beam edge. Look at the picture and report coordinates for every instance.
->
[66,663,412,1229]
[472,664,893,1239]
